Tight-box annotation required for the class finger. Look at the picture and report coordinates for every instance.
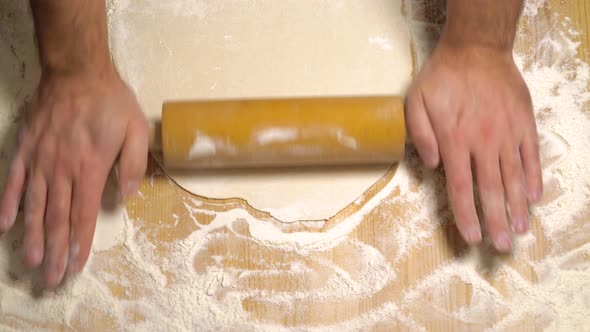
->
[440,140,481,245]
[0,153,27,232]
[22,166,47,268]
[43,167,72,288]
[68,166,109,274]
[406,89,440,168]
[474,153,512,252]
[118,116,148,197]
[520,114,543,203]
[500,144,528,234]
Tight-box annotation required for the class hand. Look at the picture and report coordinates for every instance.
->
[0,68,148,287]
[406,43,543,252]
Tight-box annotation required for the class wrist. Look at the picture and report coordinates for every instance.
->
[439,30,515,55]
[435,38,514,64]
[39,61,121,95]
[40,51,116,78]
[32,0,113,77]
[443,0,522,54]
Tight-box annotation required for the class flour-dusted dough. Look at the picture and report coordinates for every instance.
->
[110,0,412,222]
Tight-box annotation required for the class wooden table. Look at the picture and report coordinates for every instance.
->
[1,0,588,331]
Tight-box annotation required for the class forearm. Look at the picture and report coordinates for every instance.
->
[443,0,524,52]
[30,0,113,75]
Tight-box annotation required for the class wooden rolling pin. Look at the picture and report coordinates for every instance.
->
[149,96,405,169]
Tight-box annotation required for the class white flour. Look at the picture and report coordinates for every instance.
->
[0,0,589,331]
[189,130,218,158]
[368,36,394,51]
[255,127,299,145]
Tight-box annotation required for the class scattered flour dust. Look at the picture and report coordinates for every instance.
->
[0,0,589,331]
[189,130,218,158]
[368,36,394,51]
[255,127,299,145]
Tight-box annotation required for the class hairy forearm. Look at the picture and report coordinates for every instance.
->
[443,0,524,52]
[30,0,112,75]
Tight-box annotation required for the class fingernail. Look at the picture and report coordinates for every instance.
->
[513,217,528,234]
[124,181,140,197]
[22,247,41,266]
[425,152,438,168]
[530,189,541,203]
[29,248,41,265]
[0,209,15,230]
[466,226,482,244]
[495,232,513,252]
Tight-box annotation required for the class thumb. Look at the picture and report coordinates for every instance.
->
[118,115,149,197]
[405,88,440,168]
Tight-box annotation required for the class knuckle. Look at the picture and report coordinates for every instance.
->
[477,122,498,146]
[482,194,505,217]
[53,146,75,177]
[74,130,93,154]
[137,115,149,132]
[510,163,525,182]
[437,121,453,138]
[18,130,41,159]
[503,155,524,181]
[69,207,81,228]
[44,211,65,229]
[131,125,150,149]
[511,198,527,215]
[23,210,38,229]
[450,175,472,196]
[442,126,464,146]
[46,203,70,227]
[35,136,56,160]
[406,90,421,109]
[483,212,503,230]
[410,127,433,146]
[80,153,103,175]
[24,184,38,207]
[508,177,526,196]
[507,191,526,214]
[6,158,22,179]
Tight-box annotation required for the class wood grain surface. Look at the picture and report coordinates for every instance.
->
[124,1,587,330]
[0,0,588,331]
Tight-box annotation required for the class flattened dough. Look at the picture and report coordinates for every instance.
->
[110,0,412,222]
